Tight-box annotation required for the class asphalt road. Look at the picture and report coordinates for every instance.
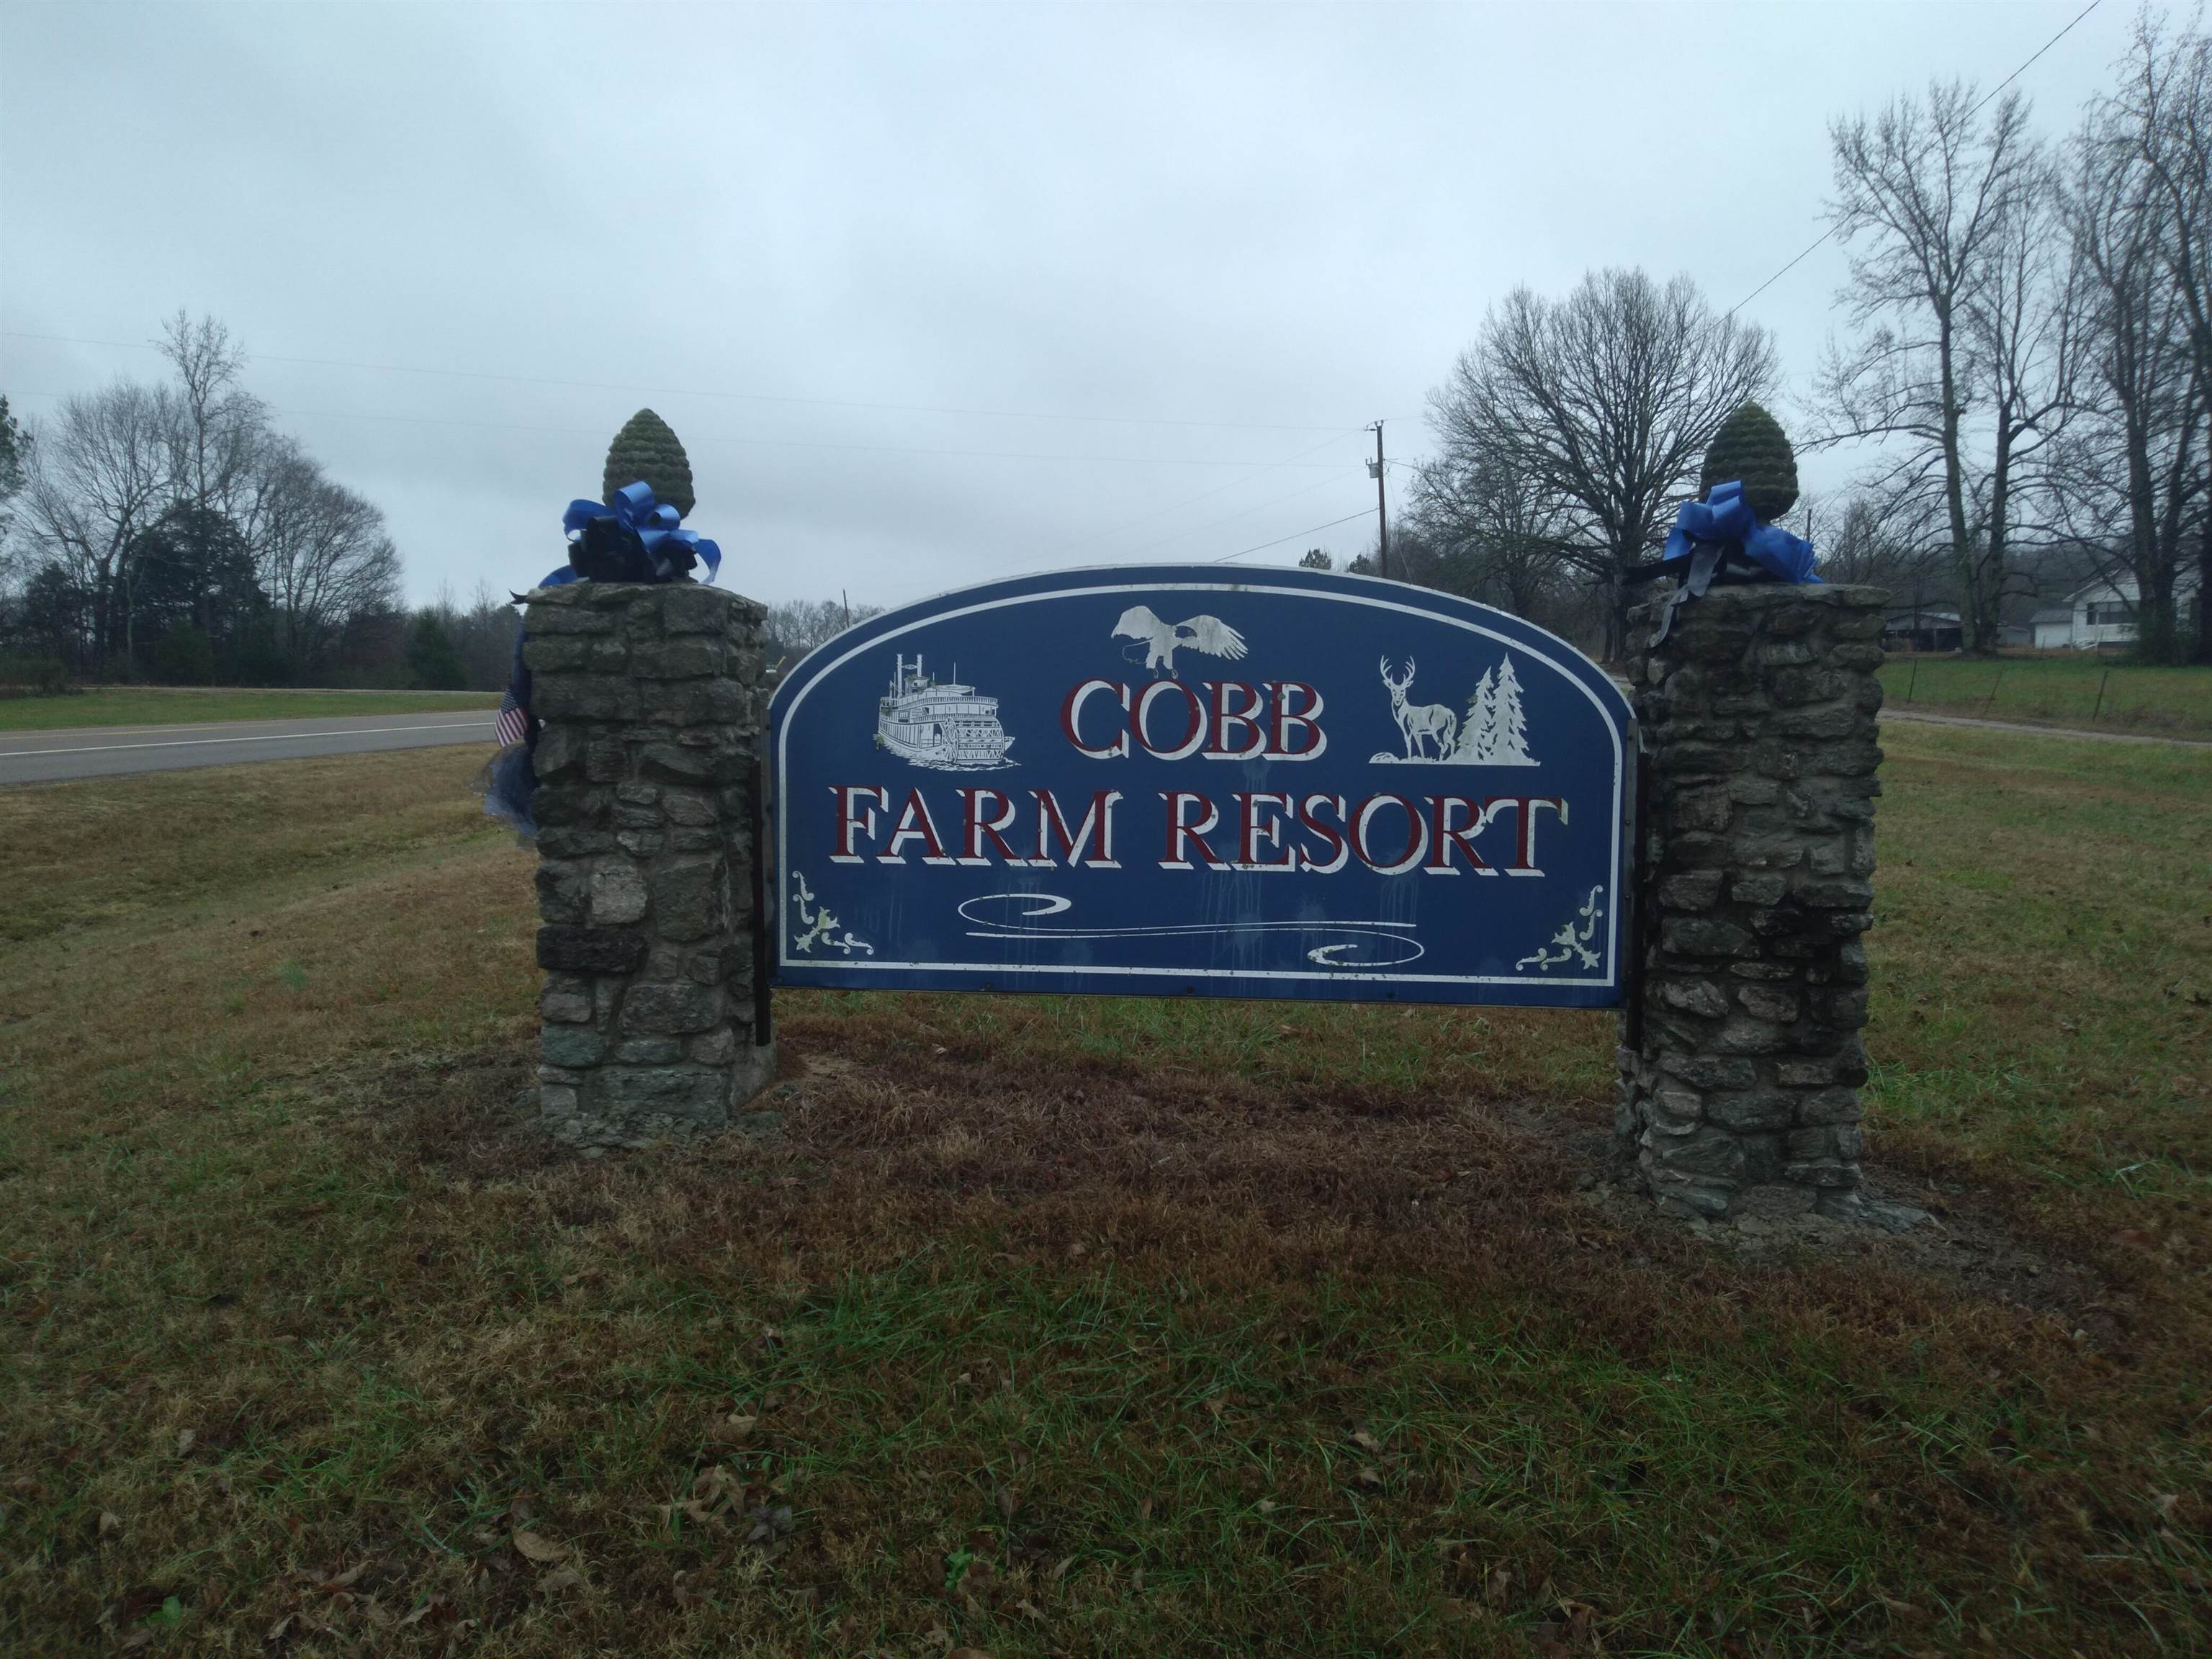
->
[0,711,501,786]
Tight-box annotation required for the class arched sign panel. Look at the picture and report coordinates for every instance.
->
[768,566,1635,1007]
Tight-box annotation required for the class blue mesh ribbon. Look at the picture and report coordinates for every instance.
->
[1663,480,1818,584]
[562,480,721,582]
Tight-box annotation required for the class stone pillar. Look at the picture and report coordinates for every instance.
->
[1618,584,1887,1220]
[523,581,775,1149]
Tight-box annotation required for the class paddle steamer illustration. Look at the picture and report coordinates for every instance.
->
[875,654,1015,770]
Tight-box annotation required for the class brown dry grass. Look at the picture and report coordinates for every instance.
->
[1,729,2208,1657]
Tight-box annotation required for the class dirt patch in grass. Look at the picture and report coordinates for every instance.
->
[368,1012,2136,1364]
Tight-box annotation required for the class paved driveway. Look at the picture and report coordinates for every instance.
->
[0,711,500,786]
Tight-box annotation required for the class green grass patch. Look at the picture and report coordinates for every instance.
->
[0,685,498,732]
[0,734,2208,1655]
[1878,655,2212,737]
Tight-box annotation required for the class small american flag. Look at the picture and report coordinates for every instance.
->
[495,686,529,747]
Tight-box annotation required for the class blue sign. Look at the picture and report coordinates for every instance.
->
[768,565,1635,1006]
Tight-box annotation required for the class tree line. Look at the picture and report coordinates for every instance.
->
[0,313,475,688]
[1393,10,2210,662]
[9,18,2206,682]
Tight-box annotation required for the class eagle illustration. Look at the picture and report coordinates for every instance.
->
[1111,606,1248,679]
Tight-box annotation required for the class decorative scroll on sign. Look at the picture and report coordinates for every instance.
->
[768,565,1635,1007]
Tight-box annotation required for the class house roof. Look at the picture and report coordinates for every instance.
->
[2030,607,2072,625]
[2066,569,2204,606]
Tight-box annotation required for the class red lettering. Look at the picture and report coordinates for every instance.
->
[1353,793,1429,875]
[1134,681,1207,760]
[1425,796,1496,875]
[1493,795,1567,874]
[1270,682,1327,760]
[878,788,953,864]
[1160,791,1228,868]
[1296,792,1349,873]
[958,787,1027,866]
[1205,681,1269,760]
[1034,788,1122,868]
[831,784,888,861]
[1233,792,1295,870]
[1061,679,1130,759]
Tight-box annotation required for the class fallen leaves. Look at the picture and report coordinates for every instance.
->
[1529,1597,1605,1654]
[746,1502,796,1546]
[511,1529,567,1564]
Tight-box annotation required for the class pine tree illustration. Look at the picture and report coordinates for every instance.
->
[1458,667,1498,761]
[1490,657,1536,765]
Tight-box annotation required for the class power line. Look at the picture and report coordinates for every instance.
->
[4,387,1349,472]
[1119,467,1357,561]
[0,328,1349,436]
[1039,428,1365,559]
[1725,0,2102,318]
[1964,0,2102,116]
[1210,509,1375,564]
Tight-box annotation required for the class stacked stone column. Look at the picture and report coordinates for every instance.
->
[523,581,775,1148]
[1619,584,1887,1218]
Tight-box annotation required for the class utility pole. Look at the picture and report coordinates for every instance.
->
[1367,421,1390,580]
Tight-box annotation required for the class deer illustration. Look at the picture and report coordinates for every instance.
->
[1380,658,1457,760]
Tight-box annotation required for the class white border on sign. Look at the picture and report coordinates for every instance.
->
[773,578,1627,989]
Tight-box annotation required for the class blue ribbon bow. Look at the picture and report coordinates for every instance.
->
[1663,479,1819,585]
[562,480,721,582]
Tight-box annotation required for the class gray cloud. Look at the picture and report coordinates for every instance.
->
[1,2,2145,608]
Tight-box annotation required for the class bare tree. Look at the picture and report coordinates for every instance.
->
[1405,450,1578,621]
[19,381,180,672]
[1426,268,1778,657]
[763,598,882,668]
[2047,59,2209,661]
[1819,81,2059,652]
[155,311,267,521]
[248,436,401,672]
[1809,483,1950,591]
[2096,9,2212,660]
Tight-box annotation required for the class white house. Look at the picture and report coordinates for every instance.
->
[2033,572,2203,649]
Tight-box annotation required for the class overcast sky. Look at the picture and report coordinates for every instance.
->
[0,1,2153,611]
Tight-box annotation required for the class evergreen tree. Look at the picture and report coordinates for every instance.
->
[405,611,467,689]
[1489,656,1535,764]
[127,503,266,671]
[1459,667,1497,761]
[150,619,217,685]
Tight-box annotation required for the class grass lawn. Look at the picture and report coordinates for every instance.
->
[1877,655,2212,739]
[0,729,2207,1655]
[0,687,499,733]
